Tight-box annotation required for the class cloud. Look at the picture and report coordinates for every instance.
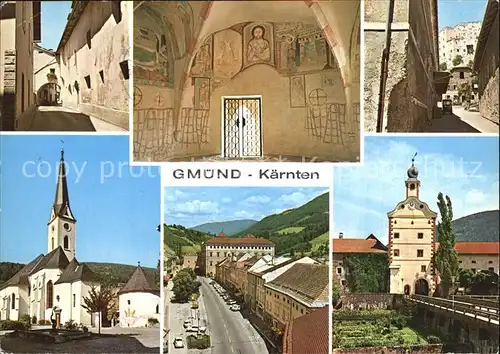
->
[168,200,219,215]
[221,197,232,204]
[233,210,263,220]
[279,191,307,205]
[243,195,271,204]
[165,189,187,202]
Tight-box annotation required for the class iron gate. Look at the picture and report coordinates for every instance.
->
[223,98,262,158]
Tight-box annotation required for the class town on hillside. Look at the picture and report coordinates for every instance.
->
[0,144,160,353]
[364,0,498,133]
[0,1,130,132]
[332,159,499,353]
[163,189,330,354]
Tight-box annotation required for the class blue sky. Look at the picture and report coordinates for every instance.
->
[438,0,487,29]
[165,187,328,228]
[40,1,72,50]
[333,136,499,245]
[0,136,160,268]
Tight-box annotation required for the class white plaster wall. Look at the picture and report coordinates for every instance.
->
[29,268,63,322]
[459,254,499,274]
[58,1,130,129]
[47,216,76,262]
[15,1,35,122]
[118,292,160,328]
[0,286,19,320]
[33,49,59,92]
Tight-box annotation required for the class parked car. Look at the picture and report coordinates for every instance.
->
[230,304,241,311]
[173,337,184,348]
[468,102,479,112]
[227,300,237,305]
[186,325,200,333]
[183,320,192,328]
[199,326,207,333]
[442,99,453,114]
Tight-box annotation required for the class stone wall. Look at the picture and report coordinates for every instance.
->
[364,0,439,132]
[338,293,402,310]
[477,10,499,124]
[1,50,16,130]
[333,344,443,354]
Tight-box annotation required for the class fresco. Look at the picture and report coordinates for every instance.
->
[213,29,243,79]
[242,22,274,69]
[133,2,194,87]
[290,75,306,108]
[190,37,213,77]
[275,23,333,75]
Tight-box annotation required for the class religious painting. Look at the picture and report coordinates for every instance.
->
[213,30,243,79]
[194,78,210,110]
[242,22,274,69]
[290,75,306,108]
[275,23,328,75]
[190,37,212,77]
[327,48,339,69]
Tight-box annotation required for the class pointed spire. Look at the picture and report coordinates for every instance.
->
[51,146,75,221]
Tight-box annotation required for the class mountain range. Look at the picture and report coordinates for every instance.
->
[449,209,499,242]
[164,192,330,257]
[190,219,258,235]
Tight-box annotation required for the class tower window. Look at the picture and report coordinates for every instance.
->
[394,232,400,239]
[394,249,400,257]
[471,260,476,264]
[410,183,415,190]
[421,265,426,272]
[127,300,131,305]
[156,304,159,314]
[417,233,424,239]
[64,236,69,250]
[417,250,424,257]
[51,237,54,250]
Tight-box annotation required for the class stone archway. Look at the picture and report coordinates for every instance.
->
[415,278,430,295]
[404,284,411,295]
[37,83,61,106]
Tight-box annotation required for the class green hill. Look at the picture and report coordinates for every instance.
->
[0,261,157,289]
[449,210,499,242]
[234,192,330,255]
[191,219,258,235]
[164,224,213,257]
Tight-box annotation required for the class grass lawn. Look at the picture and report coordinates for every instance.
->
[310,232,329,251]
[278,226,304,234]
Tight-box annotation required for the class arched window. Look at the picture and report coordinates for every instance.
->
[155,304,159,314]
[11,293,15,309]
[46,281,54,309]
[63,236,69,249]
[51,237,54,250]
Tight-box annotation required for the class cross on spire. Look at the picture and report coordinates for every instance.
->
[411,152,417,166]
[60,140,65,159]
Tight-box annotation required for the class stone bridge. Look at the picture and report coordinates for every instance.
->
[406,294,499,353]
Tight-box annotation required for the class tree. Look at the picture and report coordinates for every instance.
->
[82,286,115,334]
[155,259,161,288]
[439,62,447,71]
[458,268,474,288]
[172,268,200,302]
[458,82,472,104]
[471,270,499,295]
[434,193,459,298]
[452,55,463,67]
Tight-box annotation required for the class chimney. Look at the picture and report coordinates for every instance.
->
[339,232,343,239]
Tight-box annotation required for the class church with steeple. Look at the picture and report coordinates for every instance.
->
[387,155,438,296]
[0,148,101,326]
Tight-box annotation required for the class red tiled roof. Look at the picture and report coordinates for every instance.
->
[283,306,328,354]
[332,238,387,254]
[436,242,499,255]
[206,233,274,246]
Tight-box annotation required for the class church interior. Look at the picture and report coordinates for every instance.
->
[133,0,360,162]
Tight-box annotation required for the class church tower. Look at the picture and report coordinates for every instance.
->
[387,154,438,296]
[47,148,77,261]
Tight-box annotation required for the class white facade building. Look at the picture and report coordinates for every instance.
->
[0,149,100,326]
[118,265,160,328]
[439,22,482,70]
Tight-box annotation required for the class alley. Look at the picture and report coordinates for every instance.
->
[430,106,499,133]
[18,106,126,132]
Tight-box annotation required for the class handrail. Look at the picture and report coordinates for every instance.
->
[406,295,499,325]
